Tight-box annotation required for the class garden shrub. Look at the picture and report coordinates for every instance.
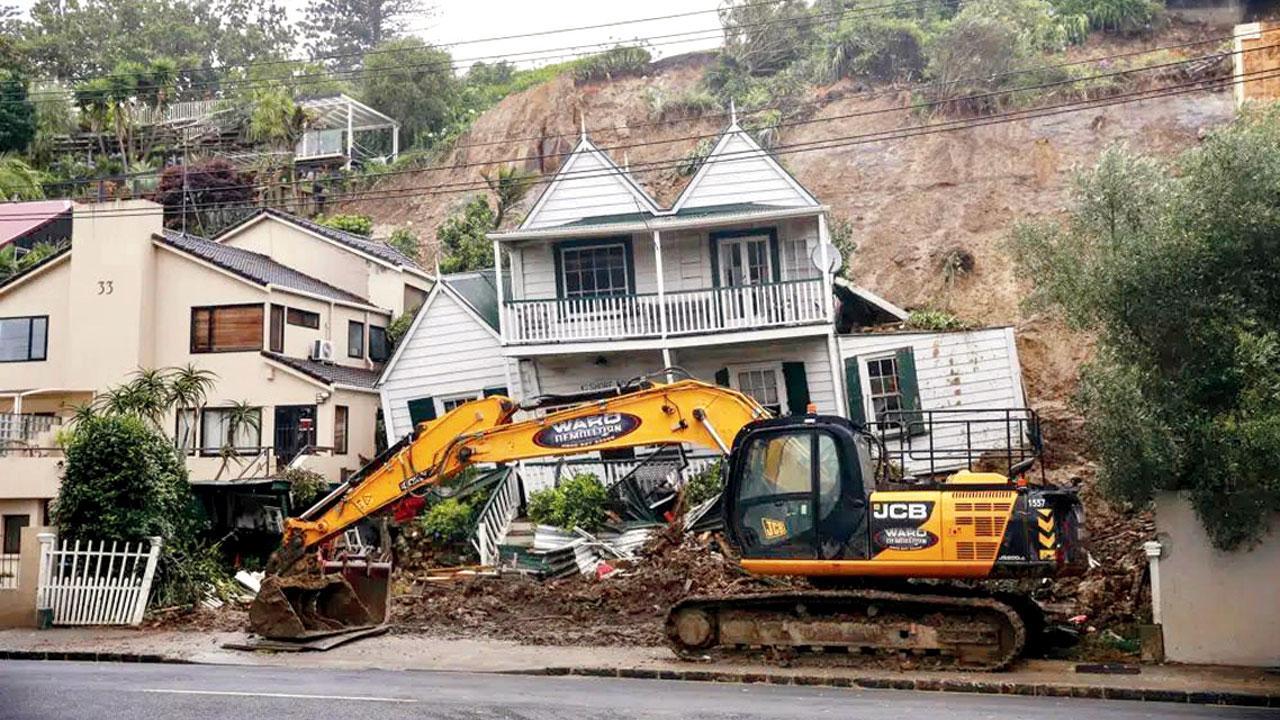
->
[814,15,928,83]
[527,473,607,531]
[573,46,651,83]
[683,460,725,507]
[420,498,476,544]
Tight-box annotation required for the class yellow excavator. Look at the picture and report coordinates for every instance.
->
[251,374,1086,670]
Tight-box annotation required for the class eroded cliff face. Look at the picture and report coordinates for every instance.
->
[344,27,1232,414]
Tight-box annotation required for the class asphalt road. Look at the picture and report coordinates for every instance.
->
[0,660,1275,720]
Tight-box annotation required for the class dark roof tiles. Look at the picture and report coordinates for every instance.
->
[156,230,372,305]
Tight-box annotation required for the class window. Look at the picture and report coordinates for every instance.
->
[369,326,389,362]
[347,321,365,359]
[0,316,48,362]
[865,354,904,426]
[191,304,263,353]
[3,514,30,554]
[731,363,785,416]
[286,308,320,329]
[782,238,820,280]
[200,407,261,455]
[438,392,482,415]
[334,405,349,455]
[175,409,197,454]
[717,234,772,287]
[559,242,630,298]
[269,305,284,353]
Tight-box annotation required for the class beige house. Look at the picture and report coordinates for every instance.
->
[0,200,431,556]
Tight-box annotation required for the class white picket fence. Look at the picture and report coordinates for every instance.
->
[36,534,163,626]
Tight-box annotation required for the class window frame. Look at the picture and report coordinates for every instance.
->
[368,325,389,363]
[436,391,483,417]
[269,304,285,353]
[0,315,49,363]
[3,514,31,555]
[347,320,365,359]
[728,361,787,415]
[859,352,905,428]
[286,307,320,329]
[198,406,263,457]
[709,227,781,288]
[333,405,349,455]
[189,303,264,354]
[174,408,198,456]
[553,237,635,300]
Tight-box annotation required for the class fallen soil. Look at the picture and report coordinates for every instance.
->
[390,526,790,646]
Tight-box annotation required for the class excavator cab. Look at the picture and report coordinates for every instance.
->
[723,416,874,562]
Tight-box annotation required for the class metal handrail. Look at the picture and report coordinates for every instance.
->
[865,407,1043,482]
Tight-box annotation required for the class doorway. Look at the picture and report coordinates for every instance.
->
[274,405,316,468]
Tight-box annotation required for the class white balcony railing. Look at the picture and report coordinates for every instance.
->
[502,278,827,345]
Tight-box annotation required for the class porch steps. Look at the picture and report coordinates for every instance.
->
[501,519,536,549]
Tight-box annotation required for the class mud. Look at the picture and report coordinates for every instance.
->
[391,528,791,646]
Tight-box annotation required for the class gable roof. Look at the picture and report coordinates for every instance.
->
[215,208,423,270]
[672,121,818,213]
[376,270,503,386]
[0,200,72,247]
[520,137,661,231]
[442,269,501,331]
[156,230,375,306]
[261,351,381,389]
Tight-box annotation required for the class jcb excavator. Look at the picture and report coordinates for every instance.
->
[251,374,1086,670]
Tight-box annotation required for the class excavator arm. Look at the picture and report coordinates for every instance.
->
[277,379,769,568]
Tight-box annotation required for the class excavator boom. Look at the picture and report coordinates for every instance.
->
[252,379,767,638]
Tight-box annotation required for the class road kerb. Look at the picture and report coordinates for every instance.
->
[536,666,1278,707]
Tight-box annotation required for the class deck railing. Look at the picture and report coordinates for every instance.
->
[502,278,827,344]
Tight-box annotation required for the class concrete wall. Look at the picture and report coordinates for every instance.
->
[220,216,431,316]
[1153,493,1280,667]
[0,525,53,628]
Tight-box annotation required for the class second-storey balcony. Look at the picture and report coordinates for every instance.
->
[503,277,828,345]
[494,205,836,348]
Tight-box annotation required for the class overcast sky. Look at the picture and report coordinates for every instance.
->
[9,0,729,69]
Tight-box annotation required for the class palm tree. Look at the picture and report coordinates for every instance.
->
[482,164,536,230]
[246,86,311,206]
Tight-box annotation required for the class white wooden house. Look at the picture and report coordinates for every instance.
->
[379,119,1032,482]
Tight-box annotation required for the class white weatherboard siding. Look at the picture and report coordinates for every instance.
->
[510,217,820,302]
[677,130,817,211]
[838,327,1027,476]
[379,289,508,440]
[523,145,656,230]
[672,337,837,414]
[527,350,666,397]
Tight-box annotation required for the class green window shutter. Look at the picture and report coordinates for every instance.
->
[482,386,509,397]
[714,367,730,387]
[894,347,927,437]
[407,396,436,428]
[781,361,810,415]
[843,357,866,427]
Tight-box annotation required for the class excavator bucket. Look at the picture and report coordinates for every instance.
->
[248,561,391,640]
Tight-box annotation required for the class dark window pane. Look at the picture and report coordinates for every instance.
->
[348,321,365,359]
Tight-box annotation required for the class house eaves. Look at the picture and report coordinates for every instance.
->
[492,204,829,243]
[261,351,381,390]
[215,209,426,273]
[155,231,374,306]
[0,244,72,295]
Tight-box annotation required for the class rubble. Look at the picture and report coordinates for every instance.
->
[390,524,791,646]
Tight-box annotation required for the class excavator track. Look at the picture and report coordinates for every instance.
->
[665,589,1026,671]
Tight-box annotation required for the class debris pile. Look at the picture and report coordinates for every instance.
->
[391,523,789,646]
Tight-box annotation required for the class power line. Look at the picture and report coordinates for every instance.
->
[8,66,1266,223]
[31,42,1254,203]
[20,0,931,100]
